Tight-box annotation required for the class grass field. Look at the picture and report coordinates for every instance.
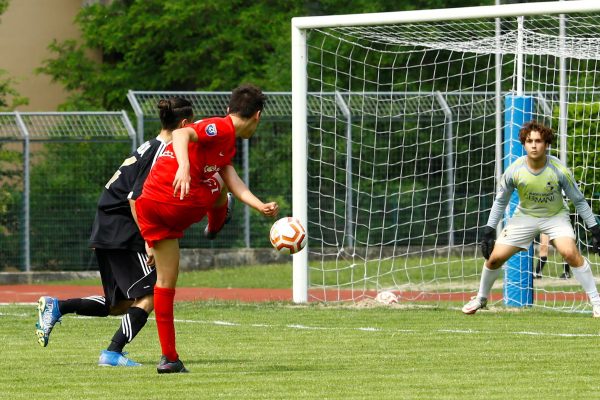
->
[4,259,600,398]
[2,302,600,399]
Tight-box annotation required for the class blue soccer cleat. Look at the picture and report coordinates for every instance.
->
[98,350,142,367]
[35,296,62,347]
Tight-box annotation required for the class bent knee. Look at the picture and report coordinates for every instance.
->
[133,295,154,313]
[109,301,133,315]
[486,257,504,270]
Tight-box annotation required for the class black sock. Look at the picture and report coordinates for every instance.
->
[536,256,547,274]
[58,296,109,317]
[107,307,149,353]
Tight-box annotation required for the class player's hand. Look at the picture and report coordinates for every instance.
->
[480,226,496,260]
[145,242,155,266]
[261,202,279,217]
[172,164,191,200]
[590,225,600,254]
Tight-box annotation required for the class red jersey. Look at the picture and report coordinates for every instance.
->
[141,116,236,207]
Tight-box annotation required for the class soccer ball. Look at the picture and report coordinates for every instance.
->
[375,291,398,305]
[269,217,307,255]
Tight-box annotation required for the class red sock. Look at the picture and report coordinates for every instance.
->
[154,286,178,361]
[207,201,228,233]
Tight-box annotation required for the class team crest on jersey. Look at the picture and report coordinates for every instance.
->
[205,123,217,136]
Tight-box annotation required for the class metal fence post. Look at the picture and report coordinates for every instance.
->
[14,112,30,272]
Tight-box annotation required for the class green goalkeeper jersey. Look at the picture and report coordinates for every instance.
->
[486,155,596,229]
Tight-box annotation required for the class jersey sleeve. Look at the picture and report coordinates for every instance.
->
[557,163,597,228]
[486,165,516,229]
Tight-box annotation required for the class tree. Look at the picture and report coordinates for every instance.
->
[38,0,490,110]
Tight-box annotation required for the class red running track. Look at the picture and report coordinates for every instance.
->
[0,284,587,303]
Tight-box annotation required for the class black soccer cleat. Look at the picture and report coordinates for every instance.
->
[560,271,572,279]
[157,355,189,374]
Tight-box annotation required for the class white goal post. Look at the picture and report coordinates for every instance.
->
[291,1,600,310]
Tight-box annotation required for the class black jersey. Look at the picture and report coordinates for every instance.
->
[89,137,168,250]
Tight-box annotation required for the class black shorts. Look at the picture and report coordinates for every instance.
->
[95,248,156,306]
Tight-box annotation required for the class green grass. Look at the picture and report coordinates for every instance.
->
[47,263,295,288]
[2,302,600,399]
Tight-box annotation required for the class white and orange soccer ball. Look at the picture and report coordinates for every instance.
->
[269,217,307,255]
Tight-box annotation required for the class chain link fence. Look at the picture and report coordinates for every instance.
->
[0,112,135,271]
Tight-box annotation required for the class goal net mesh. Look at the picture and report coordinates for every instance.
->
[303,11,600,312]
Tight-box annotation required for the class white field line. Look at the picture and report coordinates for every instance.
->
[4,310,598,338]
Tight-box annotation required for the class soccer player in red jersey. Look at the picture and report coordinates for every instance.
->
[136,84,279,373]
[35,97,194,367]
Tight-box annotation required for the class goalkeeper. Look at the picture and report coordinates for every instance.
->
[463,120,600,316]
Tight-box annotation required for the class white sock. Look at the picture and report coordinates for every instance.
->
[570,259,600,305]
[477,264,501,300]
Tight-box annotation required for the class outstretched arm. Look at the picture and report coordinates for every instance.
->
[171,127,198,200]
[220,164,279,217]
[485,171,515,229]
[560,174,597,229]
[560,171,600,253]
[480,169,514,259]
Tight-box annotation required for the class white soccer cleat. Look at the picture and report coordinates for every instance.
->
[592,303,600,318]
[462,296,487,315]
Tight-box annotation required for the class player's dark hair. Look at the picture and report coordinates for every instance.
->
[157,97,193,130]
[519,120,554,145]
[228,84,266,119]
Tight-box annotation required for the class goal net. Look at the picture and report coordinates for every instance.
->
[291,1,600,313]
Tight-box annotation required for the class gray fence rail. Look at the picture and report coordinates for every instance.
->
[0,112,135,272]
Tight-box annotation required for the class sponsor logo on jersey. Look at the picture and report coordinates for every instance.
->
[160,150,175,159]
[205,123,217,136]
[204,165,219,173]
[219,151,225,157]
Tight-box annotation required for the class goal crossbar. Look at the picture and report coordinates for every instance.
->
[292,1,600,29]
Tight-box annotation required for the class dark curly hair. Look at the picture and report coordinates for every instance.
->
[519,120,554,145]
[228,84,266,119]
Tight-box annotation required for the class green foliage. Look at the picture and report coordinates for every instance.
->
[0,70,28,110]
[27,141,130,269]
[38,0,492,111]
[565,101,600,201]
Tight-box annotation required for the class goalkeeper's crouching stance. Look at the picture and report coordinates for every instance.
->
[462,120,600,317]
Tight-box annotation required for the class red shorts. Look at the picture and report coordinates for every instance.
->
[135,197,208,248]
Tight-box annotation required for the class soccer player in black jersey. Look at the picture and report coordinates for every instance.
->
[34,98,206,366]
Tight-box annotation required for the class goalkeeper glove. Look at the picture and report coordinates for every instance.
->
[480,226,496,260]
[590,225,600,255]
